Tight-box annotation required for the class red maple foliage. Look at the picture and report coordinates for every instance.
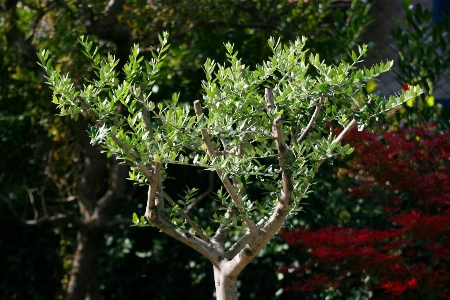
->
[280,124,450,299]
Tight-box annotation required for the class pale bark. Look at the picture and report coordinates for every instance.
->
[214,265,239,300]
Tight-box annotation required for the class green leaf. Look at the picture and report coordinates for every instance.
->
[132,212,139,224]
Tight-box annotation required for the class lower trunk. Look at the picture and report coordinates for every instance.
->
[66,228,103,300]
[214,265,239,300]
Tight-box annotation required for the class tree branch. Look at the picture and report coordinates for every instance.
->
[141,105,154,139]
[77,96,155,180]
[144,170,223,267]
[184,171,214,214]
[224,217,267,260]
[265,88,294,207]
[162,191,209,242]
[24,186,38,220]
[103,0,125,16]
[211,225,231,254]
[145,163,161,217]
[0,193,82,227]
[297,96,323,143]
[264,87,275,114]
[333,118,357,145]
[193,100,259,237]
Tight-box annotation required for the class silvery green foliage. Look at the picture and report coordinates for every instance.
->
[38,32,421,235]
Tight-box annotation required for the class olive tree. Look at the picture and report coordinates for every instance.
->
[38,32,420,299]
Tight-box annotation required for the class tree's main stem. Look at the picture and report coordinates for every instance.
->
[66,229,103,300]
[214,266,239,300]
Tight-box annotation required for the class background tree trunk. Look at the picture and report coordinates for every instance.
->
[66,229,103,300]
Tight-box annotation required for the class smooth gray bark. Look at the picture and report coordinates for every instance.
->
[214,265,238,300]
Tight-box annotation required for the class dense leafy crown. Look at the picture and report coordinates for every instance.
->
[38,32,420,233]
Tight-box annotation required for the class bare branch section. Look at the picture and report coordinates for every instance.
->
[297,96,323,143]
[193,100,259,237]
[162,191,209,242]
[333,118,357,145]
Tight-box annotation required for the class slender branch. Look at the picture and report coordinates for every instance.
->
[24,213,81,226]
[78,96,155,180]
[333,119,357,145]
[225,233,253,260]
[78,96,97,120]
[145,163,161,216]
[225,217,266,259]
[193,100,259,237]
[211,225,230,253]
[332,97,376,145]
[193,100,216,157]
[162,191,209,242]
[274,117,294,206]
[24,186,38,220]
[0,193,82,227]
[297,96,323,143]
[220,138,247,197]
[39,187,49,218]
[109,135,154,179]
[264,88,294,206]
[152,211,224,267]
[184,171,214,214]
[265,88,275,114]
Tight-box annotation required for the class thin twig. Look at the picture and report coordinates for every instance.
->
[184,172,215,214]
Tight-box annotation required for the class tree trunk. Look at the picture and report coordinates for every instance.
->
[213,265,239,300]
[66,228,103,300]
